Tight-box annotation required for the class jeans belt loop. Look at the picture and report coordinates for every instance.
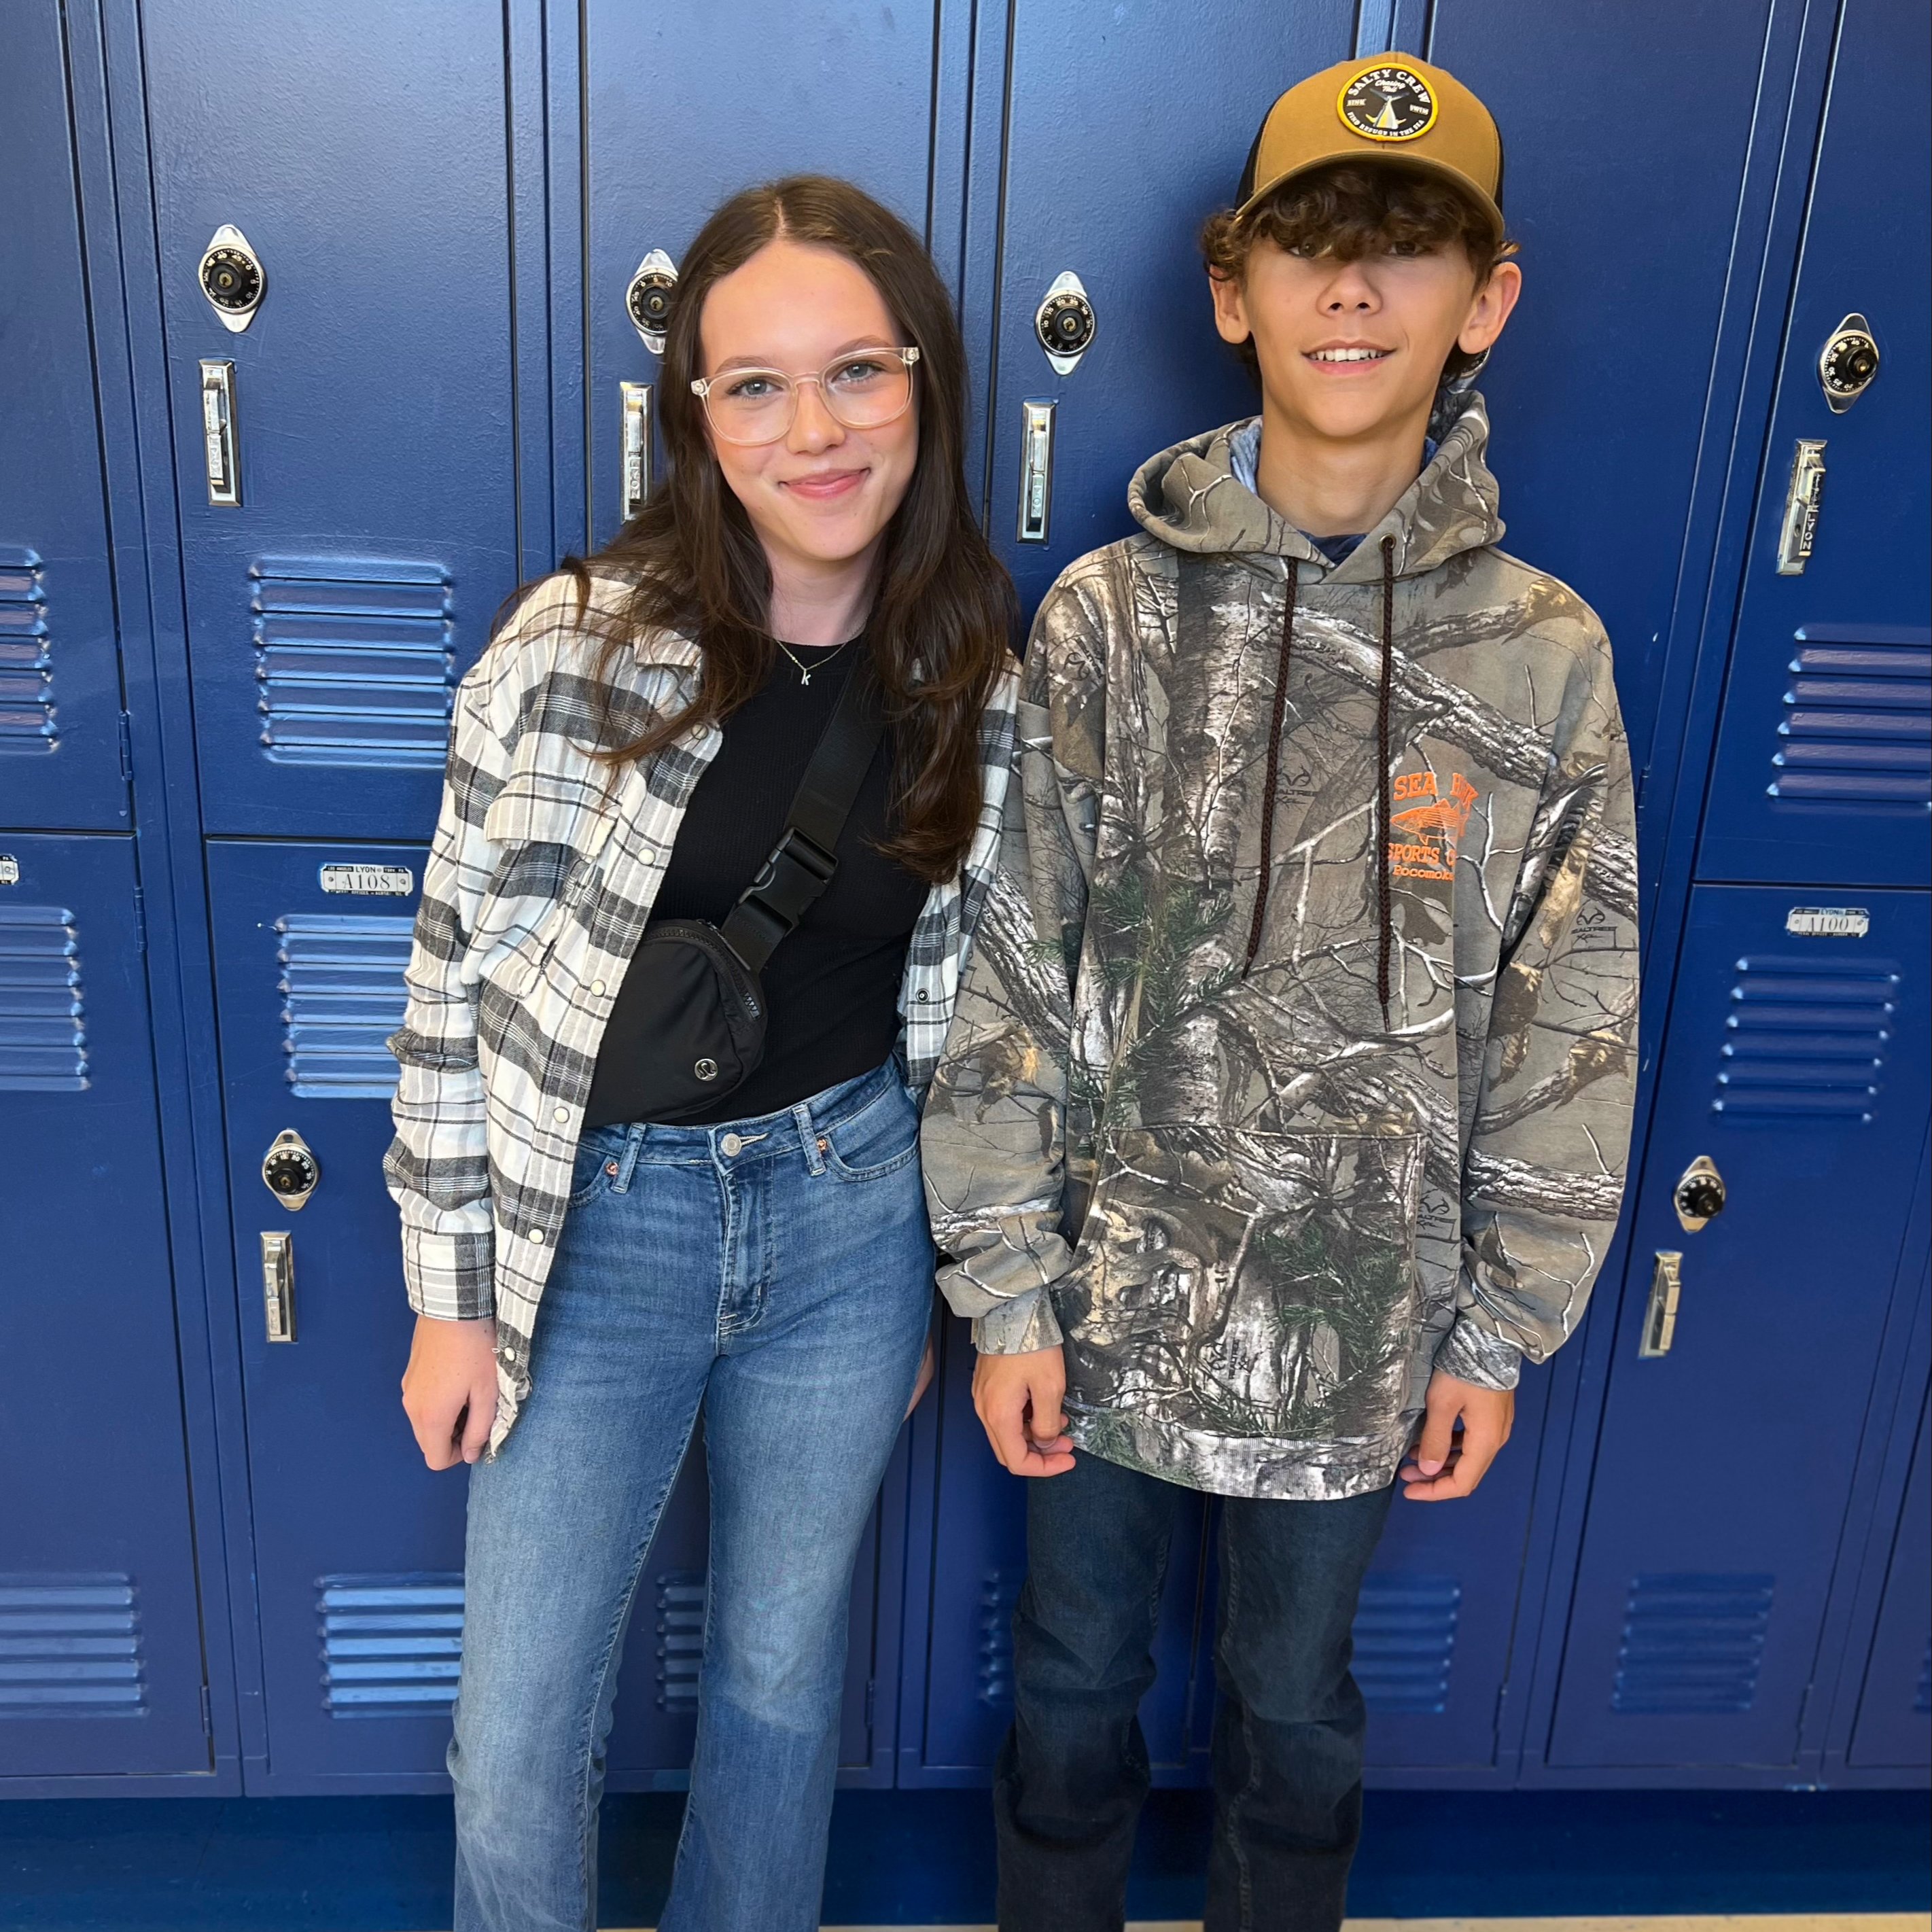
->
[794,1101,826,1176]
[614,1122,647,1194]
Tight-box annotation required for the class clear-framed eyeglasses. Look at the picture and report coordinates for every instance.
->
[691,345,920,446]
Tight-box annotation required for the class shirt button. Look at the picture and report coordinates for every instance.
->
[501,1346,516,1363]
[591,979,605,995]
[719,1133,743,1157]
[552,1106,569,1122]
[527,1227,544,1244]
[915,989,930,1002]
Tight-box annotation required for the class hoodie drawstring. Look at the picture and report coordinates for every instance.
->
[1375,533,1397,1025]
[1243,557,1298,975]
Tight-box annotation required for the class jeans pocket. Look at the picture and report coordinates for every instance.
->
[1073,1123,1426,1441]
[820,1076,921,1182]
[567,1126,627,1208]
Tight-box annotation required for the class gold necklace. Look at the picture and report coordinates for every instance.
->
[774,635,855,688]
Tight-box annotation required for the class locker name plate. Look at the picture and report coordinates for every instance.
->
[1785,905,1869,938]
[319,862,414,897]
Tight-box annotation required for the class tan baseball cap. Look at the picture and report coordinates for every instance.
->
[1236,55,1503,220]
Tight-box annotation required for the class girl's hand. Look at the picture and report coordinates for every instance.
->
[401,1314,499,1469]
[904,1331,936,1419]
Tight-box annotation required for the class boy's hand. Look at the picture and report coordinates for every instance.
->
[972,1345,1076,1477]
[1399,1371,1514,1500]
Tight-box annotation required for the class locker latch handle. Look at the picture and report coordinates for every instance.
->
[1776,439,1825,575]
[261,1232,296,1343]
[1017,400,1057,544]
[1639,1250,1682,1358]
[620,382,654,521]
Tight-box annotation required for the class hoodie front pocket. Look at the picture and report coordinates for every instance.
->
[1068,1123,1425,1443]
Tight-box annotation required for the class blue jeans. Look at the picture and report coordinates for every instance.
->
[996,1452,1395,1932]
[450,1059,934,1932]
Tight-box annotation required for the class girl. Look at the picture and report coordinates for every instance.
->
[387,175,1018,1931]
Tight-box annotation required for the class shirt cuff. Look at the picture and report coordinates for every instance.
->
[1435,1314,1522,1391]
[970,1288,1064,1356]
[402,1227,496,1322]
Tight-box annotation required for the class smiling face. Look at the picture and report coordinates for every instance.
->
[697,236,920,595]
[1210,230,1520,448]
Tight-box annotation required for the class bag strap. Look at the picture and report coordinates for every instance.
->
[718,659,885,972]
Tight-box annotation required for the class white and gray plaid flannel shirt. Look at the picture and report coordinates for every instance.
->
[385,567,1019,1454]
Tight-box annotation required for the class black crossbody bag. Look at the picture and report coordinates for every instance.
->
[591,661,885,1124]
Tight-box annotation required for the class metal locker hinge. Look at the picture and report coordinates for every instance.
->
[260,1231,296,1343]
[1776,439,1825,574]
[1638,1250,1682,1357]
[200,361,241,507]
[1017,400,1057,544]
[620,382,654,521]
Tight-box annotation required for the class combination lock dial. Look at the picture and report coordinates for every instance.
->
[1034,272,1097,375]
[1672,1155,1725,1233]
[1819,313,1880,412]
[625,249,680,354]
[198,224,266,332]
[262,1129,319,1211]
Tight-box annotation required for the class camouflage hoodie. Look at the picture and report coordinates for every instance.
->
[920,395,1638,1500]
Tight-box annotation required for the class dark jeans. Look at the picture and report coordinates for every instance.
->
[994,1450,1395,1932]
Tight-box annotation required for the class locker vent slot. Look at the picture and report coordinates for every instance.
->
[1352,1572,1460,1715]
[654,1570,704,1712]
[0,1575,144,1717]
[252,556,455,769]
[976,1570,1023,1710]
[1611,1573,1774,1714]
[1713,953,1898,1125]
[1769,625,1931,805]
[318,1574,463,1717]
[0,548,54,754]
[0,902,87,1091]
[278,913,414,1098]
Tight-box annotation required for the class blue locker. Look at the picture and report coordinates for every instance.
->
[0,10,132,829]
[200,839,894,1787]
[581,0,946,548]
[1697,0,1931,888]
[0,835,206,1775]
[1548,885,1930,1768]
[139,0,523,842]
[1846,1392,1931,1770]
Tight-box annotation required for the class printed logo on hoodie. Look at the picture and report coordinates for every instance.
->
[1388,769,1478,880]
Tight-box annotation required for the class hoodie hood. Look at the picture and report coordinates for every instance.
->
[1126,389,1504,582]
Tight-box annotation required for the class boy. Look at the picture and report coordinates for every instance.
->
[921,54,1638,1932]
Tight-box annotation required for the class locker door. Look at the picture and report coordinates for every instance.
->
[982,0,1776,784]
[1549,885,1930,1768]
[1697,0,1931,888]
[140,0,523,841]
[0,10,131,828]
[581,0,944,547]
[1846,1393,1931,1770]
[897,1316,1211,1787]
[203,840,887,1787]
[0,835,205,1776]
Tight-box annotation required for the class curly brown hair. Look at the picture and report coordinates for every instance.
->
[1200,160,1515,383]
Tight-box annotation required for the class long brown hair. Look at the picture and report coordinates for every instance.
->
[561,174,1015,883]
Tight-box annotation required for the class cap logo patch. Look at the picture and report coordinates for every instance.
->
[1337,63,1437,142]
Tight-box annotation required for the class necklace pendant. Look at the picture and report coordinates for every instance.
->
[799,669,811,686]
